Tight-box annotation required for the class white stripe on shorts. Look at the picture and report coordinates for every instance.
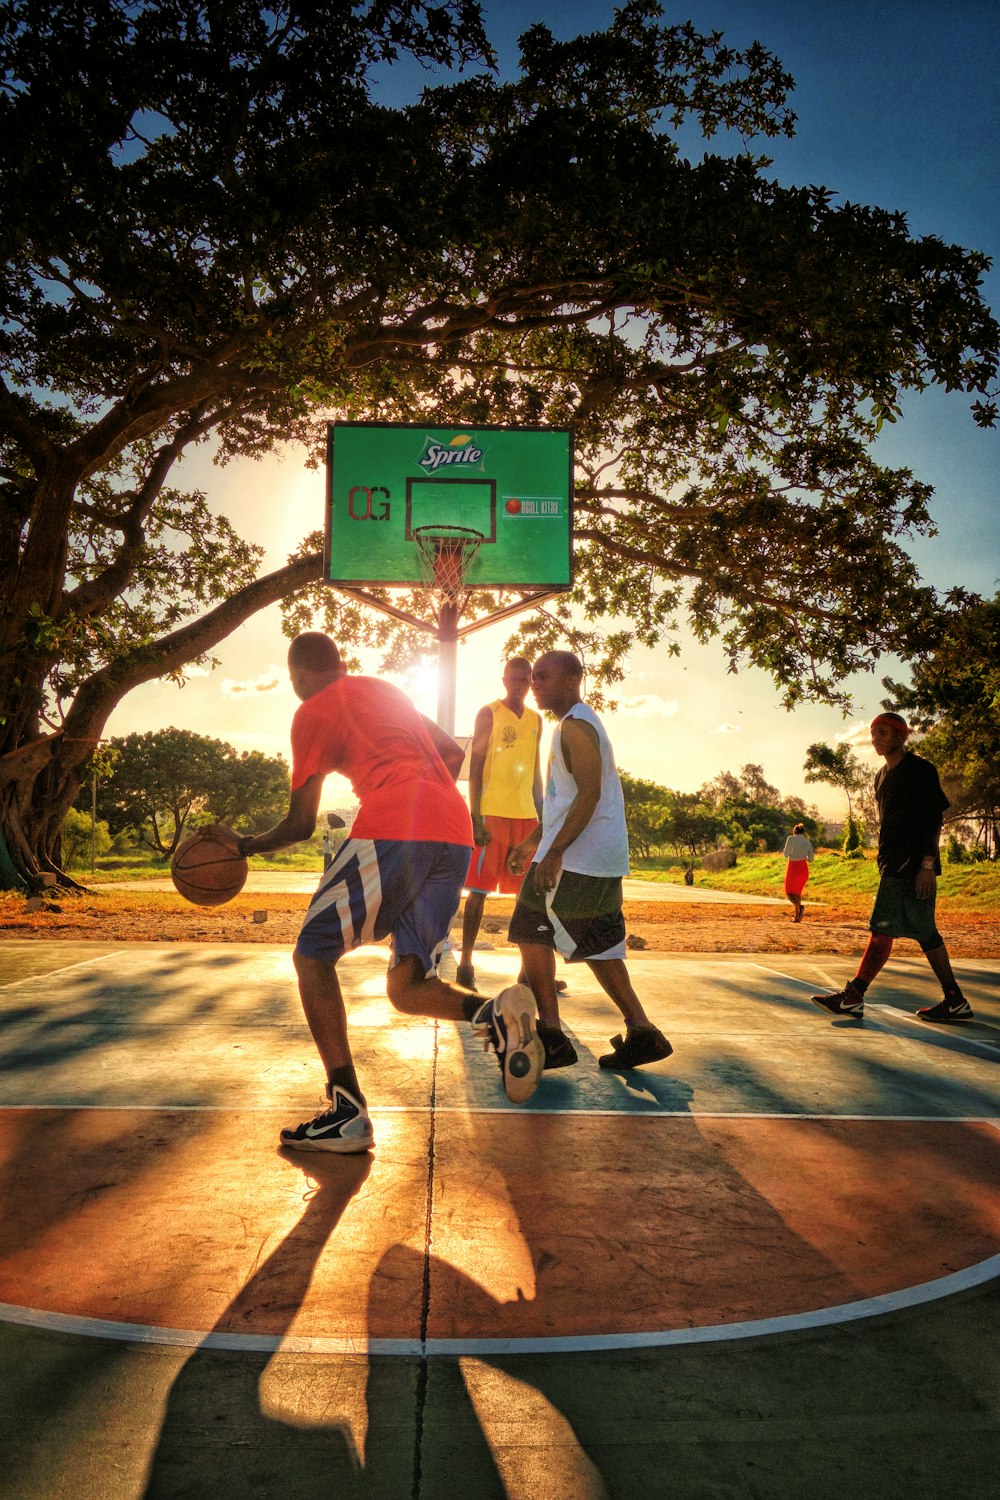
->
[299,839,383,949]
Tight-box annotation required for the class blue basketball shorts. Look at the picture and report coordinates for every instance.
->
[296,837,472,974]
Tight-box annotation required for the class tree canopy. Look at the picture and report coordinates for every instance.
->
[883,592,1000,854]
[2,0,997,886]
[92,729,290,857]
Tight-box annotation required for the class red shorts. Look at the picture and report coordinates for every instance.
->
[466,815,538,895]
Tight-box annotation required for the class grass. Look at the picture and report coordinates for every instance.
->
[632,850,1000,914]
[75,843,329,882]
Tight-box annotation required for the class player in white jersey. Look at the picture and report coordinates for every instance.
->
[507,651,672,1072]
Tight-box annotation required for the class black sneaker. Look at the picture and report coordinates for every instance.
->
[916,996,975,1023]
[456,963,478,991]
[537,1025,579,1070]
[598,1024,672,1070]
[811,982,864,1018]
[472,984,544,1103]
[279,1087,374,1154]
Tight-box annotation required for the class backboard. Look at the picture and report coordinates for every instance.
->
[325,423,573,589]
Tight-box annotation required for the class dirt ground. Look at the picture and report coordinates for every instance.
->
[1,889,996,958]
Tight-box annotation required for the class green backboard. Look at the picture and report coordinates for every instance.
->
[325,423,573,588]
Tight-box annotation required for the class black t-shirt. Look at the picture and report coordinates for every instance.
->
[874,751,949,879]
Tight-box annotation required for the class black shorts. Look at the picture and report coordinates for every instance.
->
[508,868,626,962]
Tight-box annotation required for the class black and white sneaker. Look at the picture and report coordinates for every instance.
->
[280,1087,374,1154]
[917,996,975,1023]
[472,984,544,1104]
[811,981,864,1018]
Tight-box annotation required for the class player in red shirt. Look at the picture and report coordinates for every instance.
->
[216,633,544,1150]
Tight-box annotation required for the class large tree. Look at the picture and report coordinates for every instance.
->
[883,592,1000,854]
[2,0,998,887]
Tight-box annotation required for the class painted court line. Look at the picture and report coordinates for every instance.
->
[2,1252,999,1357]
[0,949,129,991]
[872,1005,1000,1059]
[2,1103,999,1120]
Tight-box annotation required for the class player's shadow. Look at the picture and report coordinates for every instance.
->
[140,1150,374,1499]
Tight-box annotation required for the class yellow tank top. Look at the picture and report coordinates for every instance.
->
[480,700,541,818]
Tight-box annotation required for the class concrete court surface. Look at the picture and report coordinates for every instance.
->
[110,869,788,904]
[0,939,998,1500]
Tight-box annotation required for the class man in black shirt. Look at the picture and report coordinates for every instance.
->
[811,713,974,1023]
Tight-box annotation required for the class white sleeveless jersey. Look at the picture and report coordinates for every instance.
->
[536,702,630,876]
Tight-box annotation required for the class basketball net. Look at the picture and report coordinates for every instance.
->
[412,525,484,605]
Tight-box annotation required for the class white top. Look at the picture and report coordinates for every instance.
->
[536,702,630,876]
[783,834,814,861]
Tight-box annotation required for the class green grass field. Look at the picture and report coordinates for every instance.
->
[76,845,1000,916]
[632,850,1000,913]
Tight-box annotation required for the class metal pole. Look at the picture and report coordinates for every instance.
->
[90,770,97,873]
[437,600,459,735]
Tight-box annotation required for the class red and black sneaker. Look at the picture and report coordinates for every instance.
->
[916,996,974,1024]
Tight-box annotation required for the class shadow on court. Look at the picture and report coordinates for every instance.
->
[0,942,998,1499]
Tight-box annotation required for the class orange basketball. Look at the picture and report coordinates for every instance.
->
[505,497,521,514]
[171,832,248,907]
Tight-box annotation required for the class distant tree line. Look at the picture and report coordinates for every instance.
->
[620,763,823,862]
[72,729,290,862]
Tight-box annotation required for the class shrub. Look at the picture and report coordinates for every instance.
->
[842,815,865,859]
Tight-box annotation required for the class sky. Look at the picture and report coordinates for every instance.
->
[103,0,1000,820]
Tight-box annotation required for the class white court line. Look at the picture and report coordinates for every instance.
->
[750,963,833,991]
[872,1005,1000,1059]
[2,1251,999,1356]
[1,1104,998,1121]
[0,949,129,992]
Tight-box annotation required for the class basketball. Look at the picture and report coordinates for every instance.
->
[505,497,521,514]
[171,832,248,907]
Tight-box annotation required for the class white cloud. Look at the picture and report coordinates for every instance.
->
[221,667,285,697]
[180,663,211,679]
[838,720,877,752]
[714,722,742,735]
[614,694,679,720]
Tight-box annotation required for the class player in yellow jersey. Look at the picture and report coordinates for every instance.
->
[457,659,544,992]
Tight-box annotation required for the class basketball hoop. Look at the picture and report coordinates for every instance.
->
[412,525,484,602]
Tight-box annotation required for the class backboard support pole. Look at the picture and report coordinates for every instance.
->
[328,587,567,734]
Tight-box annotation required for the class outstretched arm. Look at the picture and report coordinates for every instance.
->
[420,714,466,781]
[212,773,324,858]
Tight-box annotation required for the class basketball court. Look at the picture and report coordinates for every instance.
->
[1,938,998,1499]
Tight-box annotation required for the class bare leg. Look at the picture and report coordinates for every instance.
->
[517,942,561,1028]
[386,953,474,1021]
[855,933,894,990]
[293,952,355,1074]
[587,958,649,1027]
[461,889,486,971]
[923,943,962,995]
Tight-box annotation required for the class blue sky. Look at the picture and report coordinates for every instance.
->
[106,1,999,818]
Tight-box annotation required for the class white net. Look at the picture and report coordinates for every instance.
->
[412,525,484,601]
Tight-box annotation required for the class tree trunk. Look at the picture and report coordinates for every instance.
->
[0,550,323,891]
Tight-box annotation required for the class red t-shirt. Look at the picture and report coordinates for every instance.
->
[290,676,472,846]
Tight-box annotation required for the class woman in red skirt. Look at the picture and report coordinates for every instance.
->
[782,822,814,922]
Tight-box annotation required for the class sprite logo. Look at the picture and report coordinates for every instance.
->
[418,432,485,474]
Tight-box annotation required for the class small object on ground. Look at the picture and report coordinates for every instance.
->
[626,933,648,950]
[253,910,268,924]
[171,832,248,907]
[25,896,44,913]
